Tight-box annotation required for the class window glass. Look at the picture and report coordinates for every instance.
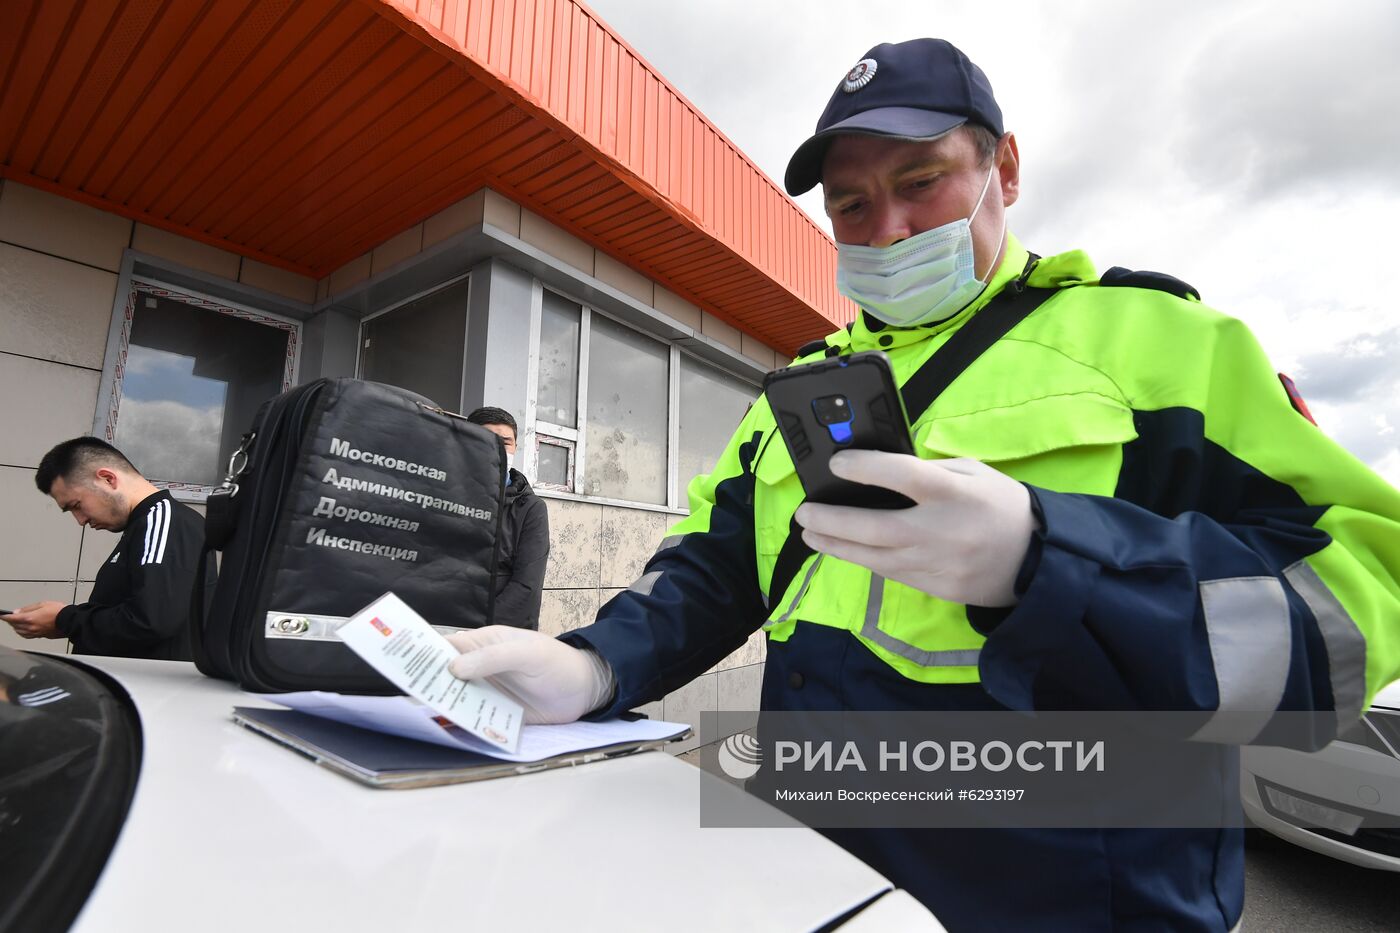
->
[113,291,290,486]
[360,278,469,410]
[537,440,571,488]
[678,355,758,491]
[537,292,581,428]
[584,314,668,504]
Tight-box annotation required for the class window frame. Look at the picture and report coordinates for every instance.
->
[531,285,760,511]
[96,277,301,502]
[534,435,576,491]
[353,272,472,413]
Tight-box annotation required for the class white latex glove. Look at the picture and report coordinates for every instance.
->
[446,626,616,724]
[795,451,1038,608]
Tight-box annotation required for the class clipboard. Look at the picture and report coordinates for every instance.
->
[232,706,690,789]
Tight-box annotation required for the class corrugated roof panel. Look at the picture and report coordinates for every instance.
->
[96,1,254,202]
[249,73,495,254]
[2,0,855,351]
[208,39,444,238]
[124,2,349,213]
[273,91,512,262]
[10,0,120,175]
[0,3,97,169]
[43,1,247,185]
[188,36,416,229]
[583,201,657,242]
[0,2,38,106]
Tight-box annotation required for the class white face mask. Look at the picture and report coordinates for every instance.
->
[835,160,1005,328]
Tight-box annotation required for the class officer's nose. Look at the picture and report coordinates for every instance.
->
[868,204,912,249]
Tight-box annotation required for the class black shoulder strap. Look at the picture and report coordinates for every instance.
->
[897,262,1057,420]
[767,260,1060,614]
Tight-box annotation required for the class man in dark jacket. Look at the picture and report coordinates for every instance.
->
[3,437,211,660]
[467,407,550,629]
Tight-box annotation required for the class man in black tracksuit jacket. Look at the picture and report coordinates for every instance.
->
[3,437,211,660]
[468,408,551,629]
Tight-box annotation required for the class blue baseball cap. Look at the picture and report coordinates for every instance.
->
[783,39,1005,196]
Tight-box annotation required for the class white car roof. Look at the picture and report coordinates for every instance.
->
[1372,679,1400,712]
[67,657,937,932]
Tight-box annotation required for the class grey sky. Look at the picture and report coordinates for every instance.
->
[585,0,1400,485]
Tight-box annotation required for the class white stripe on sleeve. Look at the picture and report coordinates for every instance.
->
[142,500,171,566]
[141,501,157,564]
[153,499,171,565]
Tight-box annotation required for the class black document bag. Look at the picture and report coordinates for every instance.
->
[191,378,506,693]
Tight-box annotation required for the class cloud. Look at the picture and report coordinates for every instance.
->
[1370,447,1400,489]
[1308,397,1400,482]
[112,398,224,485]
[582,0,1400,485]
[122,345,177,378]
[1174,0,1400,198]
[1292,327,1400,402]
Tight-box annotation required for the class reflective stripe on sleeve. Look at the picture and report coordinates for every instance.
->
[1284,559,1367,731]
[1191,576,1290,744]
[654,534,685,555]
[857,574,981,668]
[628,570,662,597]
[765,554,824,629]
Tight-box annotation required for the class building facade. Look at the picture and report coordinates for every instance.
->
[1,0,853,745]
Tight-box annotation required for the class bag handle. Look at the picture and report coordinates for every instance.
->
[188,434,254,677]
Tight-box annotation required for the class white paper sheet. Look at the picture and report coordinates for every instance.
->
[258,690,690,763]
[336,592,523,752]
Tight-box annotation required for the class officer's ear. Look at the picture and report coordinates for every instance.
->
[997,133,1020,208]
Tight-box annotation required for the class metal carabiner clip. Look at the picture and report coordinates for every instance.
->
[213,432,255,499]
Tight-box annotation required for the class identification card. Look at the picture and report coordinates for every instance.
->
[337,592,523,753]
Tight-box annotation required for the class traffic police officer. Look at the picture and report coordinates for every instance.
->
[446,38,1400,930]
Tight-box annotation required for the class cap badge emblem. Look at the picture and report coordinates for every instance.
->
[842,58,877,93]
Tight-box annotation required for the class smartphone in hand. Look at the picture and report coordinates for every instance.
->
[762,350,916,509]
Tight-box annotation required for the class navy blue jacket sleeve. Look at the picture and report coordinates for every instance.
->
[976,312,1400,750]
[976,486,1369,748]
[561,428,771,717]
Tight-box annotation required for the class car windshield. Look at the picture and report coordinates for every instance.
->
[0,648,142,933]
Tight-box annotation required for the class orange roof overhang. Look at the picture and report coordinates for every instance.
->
[0,0,855,353]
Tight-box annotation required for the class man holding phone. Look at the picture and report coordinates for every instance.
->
[444,39,1400,930]
[3,437,210,660]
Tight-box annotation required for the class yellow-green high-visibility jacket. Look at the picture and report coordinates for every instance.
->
[568,234,1400,744]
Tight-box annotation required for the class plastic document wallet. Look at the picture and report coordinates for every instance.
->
[231,706,690,789]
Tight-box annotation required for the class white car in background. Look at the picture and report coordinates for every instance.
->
[1241,681,1400,871]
